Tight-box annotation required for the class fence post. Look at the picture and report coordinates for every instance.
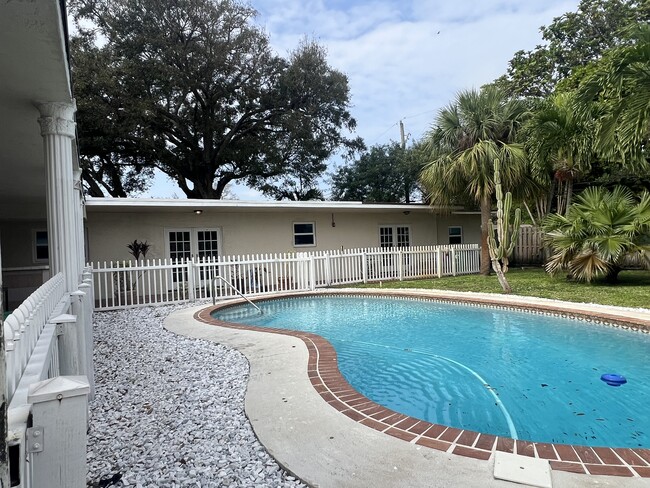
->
[324,253,331,286]
[27,376,90,488]
[309,256,316,291]
[71,287,95,400]
[436,248,442,278]
[398,250,403,281]
[187,259,196,301]
[362,252,368,284]
[451,248,457,276]
[52,313,81,376]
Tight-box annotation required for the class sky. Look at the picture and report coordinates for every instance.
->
[141,0,581,200]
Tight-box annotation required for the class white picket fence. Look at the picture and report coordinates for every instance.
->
[3,268,94,487]
[90,244,480,311]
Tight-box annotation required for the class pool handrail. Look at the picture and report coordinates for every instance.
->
[212,276,263,314]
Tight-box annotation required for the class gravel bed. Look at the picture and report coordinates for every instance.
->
[87,304,307,488]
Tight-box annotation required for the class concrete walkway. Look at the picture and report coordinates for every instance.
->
[165,291,650,488]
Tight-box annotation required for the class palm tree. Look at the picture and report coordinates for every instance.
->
[524,92,596,216]
[421,86,531,275]
[543,186,650,283]
[580,24,650,165]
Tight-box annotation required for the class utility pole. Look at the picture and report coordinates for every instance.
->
[398,120,411,204]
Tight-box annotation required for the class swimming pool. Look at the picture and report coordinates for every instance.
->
[212,295,650,448]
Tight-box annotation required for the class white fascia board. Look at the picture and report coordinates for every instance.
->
[84,197,457,213]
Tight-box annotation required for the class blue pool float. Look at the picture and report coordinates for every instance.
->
[601,373,627,387]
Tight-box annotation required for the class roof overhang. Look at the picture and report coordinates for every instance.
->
[84,198,461,215]
[0,0,73,220]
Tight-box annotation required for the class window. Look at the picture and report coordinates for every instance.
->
[379,225,410,248]
[33,230,49,263]
[448,226,463,244]
[293,222,316,247]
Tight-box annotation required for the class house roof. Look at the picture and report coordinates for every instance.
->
[84,197,464,215]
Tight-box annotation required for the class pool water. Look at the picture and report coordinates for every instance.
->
[212,296,650,448]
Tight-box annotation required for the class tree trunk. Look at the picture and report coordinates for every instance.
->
[480,195,492,275]
[546,179,555,217]
[491,259,512,293]
[564,178,574,216]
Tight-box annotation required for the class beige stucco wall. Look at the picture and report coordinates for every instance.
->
[435,214,482,246]
[86,209,482,263]
[0,220,51,308]
[0,220,48,268]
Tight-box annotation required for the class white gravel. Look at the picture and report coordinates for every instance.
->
[87,304,307,488]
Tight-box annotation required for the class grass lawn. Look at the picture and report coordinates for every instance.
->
[353,268,650,309]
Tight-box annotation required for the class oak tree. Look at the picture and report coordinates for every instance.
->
[71,0,361,198]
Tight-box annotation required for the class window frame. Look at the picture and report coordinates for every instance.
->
[448,226,463,245]
[32,229,49,264]
[292,221,316,248]
[378,225,411,248]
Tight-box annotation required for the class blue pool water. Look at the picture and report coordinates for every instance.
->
[212,296,650,448]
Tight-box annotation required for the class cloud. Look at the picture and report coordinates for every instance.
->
[258,0,579,145]
[144,0,581,199]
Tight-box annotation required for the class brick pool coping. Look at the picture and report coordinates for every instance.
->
[194,290,650,478]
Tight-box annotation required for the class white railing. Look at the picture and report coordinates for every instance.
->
[4,273,65,403]
[4,268,95,488]
[90,244,480,311]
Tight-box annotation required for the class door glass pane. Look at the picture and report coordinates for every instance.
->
[397,227,410,248]
[168,230,191,282]
[379,227,393,248]
[169,231,191,260]
[197,229,219,259]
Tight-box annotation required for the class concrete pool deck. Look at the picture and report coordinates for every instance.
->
[165,289,650,487]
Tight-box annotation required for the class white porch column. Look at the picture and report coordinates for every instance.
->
[36,101,79,292]
[73,168,85,277]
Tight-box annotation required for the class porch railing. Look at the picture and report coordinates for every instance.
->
[3,268,94,487]
[90,244,480,311]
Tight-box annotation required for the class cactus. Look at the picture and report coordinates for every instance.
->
[487,159,521,293]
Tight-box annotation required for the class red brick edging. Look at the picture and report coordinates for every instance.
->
[194,292,650,478]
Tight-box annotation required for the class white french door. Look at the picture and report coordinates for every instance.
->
[166,228,221,284]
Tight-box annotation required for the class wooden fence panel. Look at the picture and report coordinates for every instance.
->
[513,225,544,265]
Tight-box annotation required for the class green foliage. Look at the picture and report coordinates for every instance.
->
[522,91,598,215]
[126,240,151,260]
[353,268,650,309]
[542,186,650,282]
[421,86,532,206]
[70,0,362,198]
[330,142,424,203]
[71,33,155,197]
[578,23,650,166]
[421,86,533,274]
[494,0,650,97]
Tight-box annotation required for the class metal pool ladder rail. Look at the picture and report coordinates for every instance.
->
[212,276,263,314]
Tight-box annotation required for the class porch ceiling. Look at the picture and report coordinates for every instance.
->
[0,0,73,220]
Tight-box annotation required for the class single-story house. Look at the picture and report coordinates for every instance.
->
[81,198,482,263]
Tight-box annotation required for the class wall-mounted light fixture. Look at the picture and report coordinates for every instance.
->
[194,209,203,215]
[331,213,336,227]
[403,210,410,215]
